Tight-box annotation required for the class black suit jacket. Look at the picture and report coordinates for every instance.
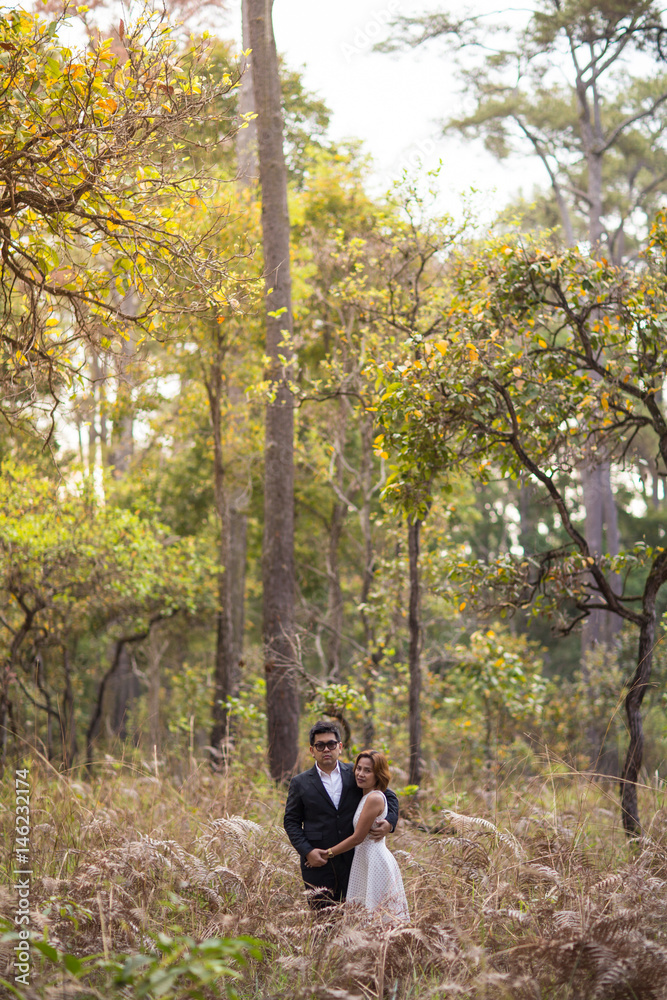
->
[283,762,399,899]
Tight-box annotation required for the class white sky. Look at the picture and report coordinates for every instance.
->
[69,0,547,222]
[268,0,546,224]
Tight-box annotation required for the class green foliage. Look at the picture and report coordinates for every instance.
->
[447,627,546,755]
[374,221,667,630]
[1,921,264,999]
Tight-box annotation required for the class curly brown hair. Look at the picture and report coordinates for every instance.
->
[354,749,391,791]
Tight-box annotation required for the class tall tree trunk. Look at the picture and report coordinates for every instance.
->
[109,307,135,478]
[61,648,77,770]
[229,504,247,681]
[237,0,258,182]
[109,645,138,741]
[408,518,423,786]
[35,653,54,760]
[581,463,604,656]
[89,351,108,474]
[359,413,377,747]
[325,396,349,680]
[147,632,168,753]
[205,336,236,756]
[581,461,622,654]
[247,0,298,781]
[621,549,667,835]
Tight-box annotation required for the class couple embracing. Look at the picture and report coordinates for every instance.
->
[284,721,409,921]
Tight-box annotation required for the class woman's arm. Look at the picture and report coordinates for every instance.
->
[326,792,385,857]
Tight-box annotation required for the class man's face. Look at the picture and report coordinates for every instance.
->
[309,732,343,769]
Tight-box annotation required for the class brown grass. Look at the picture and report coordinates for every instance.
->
[3,754,667,998]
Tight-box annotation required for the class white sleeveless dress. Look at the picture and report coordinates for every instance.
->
[346,792,409,921]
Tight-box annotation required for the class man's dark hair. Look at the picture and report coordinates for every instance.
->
[309,720,342,745]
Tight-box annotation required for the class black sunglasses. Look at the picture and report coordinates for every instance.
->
[312,740,340,752]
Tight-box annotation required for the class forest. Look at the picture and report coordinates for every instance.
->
[1,0,667,997]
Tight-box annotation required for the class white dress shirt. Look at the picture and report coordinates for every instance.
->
[316,760,343,808]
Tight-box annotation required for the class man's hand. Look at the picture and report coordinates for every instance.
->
[368,818,391,841]
[305,848,328,868]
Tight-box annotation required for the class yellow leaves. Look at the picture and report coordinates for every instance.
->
[467,343,479,364]
[373,433,388,460]
[601,392,609,411]
[433,340,448,356]
[45,318,59,328]
[97,96,118,115]
[538,338,547,348]
[513,366,522,377]
[459,601,467,611]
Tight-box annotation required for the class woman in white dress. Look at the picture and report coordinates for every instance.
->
[321,750,409,921]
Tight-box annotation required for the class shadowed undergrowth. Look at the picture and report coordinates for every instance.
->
[3,756,667,998]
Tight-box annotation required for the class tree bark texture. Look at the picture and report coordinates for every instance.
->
[408,518,423,786]
[247,0,299,781]
[109,293,136,478]
[60,648,77,770]
[205,339,236,754]
[621,549,667,836]
[229,505,247,681]
[325,395,349,680]
[359,413,378,747]
[147,633,167,753]
[237,0,258,182]
[581,461,622,654]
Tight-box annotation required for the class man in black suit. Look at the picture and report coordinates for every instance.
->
[283,720,399,906]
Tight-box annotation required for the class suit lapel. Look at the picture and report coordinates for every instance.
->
[307,765,337,811]
[339,762,358,806]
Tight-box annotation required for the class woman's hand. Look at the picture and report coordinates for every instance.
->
[305,848,329,867]
[368,818,391,840]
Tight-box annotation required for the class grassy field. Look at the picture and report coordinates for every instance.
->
[2,752,667,999]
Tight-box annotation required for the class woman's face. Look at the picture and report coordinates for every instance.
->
[355,757,377,790]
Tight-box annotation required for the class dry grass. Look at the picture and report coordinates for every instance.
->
[3,754,667,999]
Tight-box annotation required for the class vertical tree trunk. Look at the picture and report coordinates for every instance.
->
[247,0,298,781]
[205,336,236,756]
[147,632,167,753]
[581,463,604,655]
[359,413,378,747]
[408,518,423,786]
[652,463,661,508]
[109,645,138,741]
[61,648,77,770]
[621,548,667,836]
[621,617,653,836]
[237,0,258,182]
[325,396,349,680]
[229,505,247,681]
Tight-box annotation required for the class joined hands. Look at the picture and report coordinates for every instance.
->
[304,819,392,867]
